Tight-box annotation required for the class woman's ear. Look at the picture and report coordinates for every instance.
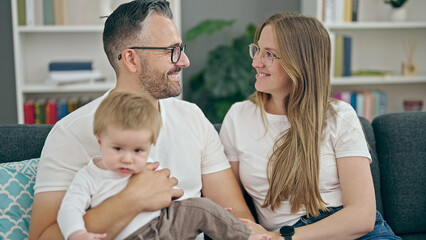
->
[120,49,139,73]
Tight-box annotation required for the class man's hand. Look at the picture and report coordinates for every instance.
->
[121,162,184,212]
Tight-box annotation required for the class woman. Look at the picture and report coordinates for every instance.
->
[219,13,400,240]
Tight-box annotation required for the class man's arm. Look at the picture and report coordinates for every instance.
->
[201,168,255,222]
[29,165,184,240]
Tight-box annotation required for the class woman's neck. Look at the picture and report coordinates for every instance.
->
[265,96,287,115]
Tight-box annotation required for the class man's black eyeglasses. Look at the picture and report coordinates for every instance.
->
[118,44,187,63]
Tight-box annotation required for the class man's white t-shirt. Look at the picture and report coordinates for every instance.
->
[219,99,371,231]
[34,90,231,199]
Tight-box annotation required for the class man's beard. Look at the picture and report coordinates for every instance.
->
[138,62,182,99]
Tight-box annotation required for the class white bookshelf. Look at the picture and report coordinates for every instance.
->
[11,0,182,123]
[304,0,426,114]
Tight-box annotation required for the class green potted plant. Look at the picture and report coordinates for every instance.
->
[184,20,256,123]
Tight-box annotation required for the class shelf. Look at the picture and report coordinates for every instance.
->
[17,25,104,33]
[22,81,115,93]
[331,75,426,86]
[325,21,426,30]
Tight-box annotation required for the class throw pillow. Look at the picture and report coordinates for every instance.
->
[0,158,39,240]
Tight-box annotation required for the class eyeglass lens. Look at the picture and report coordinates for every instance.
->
[249,44,275,66]
[172,45,185,63]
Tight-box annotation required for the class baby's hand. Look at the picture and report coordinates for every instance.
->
[224,207,232,212]
[68,230,107,240]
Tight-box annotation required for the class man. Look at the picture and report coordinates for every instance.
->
[29,1,253,239]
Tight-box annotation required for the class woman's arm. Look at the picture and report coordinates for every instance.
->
[245,156,376,240]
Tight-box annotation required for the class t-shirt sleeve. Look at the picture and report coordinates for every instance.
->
[34,123,94,194]
[195,107,231,175]
[332,103,372,162]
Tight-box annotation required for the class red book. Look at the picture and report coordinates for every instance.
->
[24,100,35,124]
[45,99,58,124]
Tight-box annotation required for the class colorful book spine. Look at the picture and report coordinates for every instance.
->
[344,0,353,23]
[334,35,344,77]
[45,99,58,124]
[25,0,35,26]
[24,100,35,124]
[363,91,373,122]
[67,98,79,114]
[17,0,26,26]
[343,36,352,77]
[53,0,68,25]
[350,92,357,111]
[356,92,364,117]
[352,0,359,21]
[43,0,54,25]
[34,99,46,124]
[57,98,68,121]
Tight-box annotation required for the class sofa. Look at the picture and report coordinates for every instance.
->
[0,112,425,239]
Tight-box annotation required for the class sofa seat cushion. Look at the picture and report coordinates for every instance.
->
[0,158,39,240]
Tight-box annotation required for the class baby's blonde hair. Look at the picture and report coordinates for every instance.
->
[93,92,162,144]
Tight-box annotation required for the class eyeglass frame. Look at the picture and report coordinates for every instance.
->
[118,44,187,63]
[248,43,281,67]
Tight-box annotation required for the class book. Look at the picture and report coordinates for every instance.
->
[34,0,44,25]
[350,92,357,112]
[352,0,359,21]
[25,0,35,26]
[323,0,335,24]
[341,91,351,105]
[356,93,364,117]
[53,0,68,25]
[334,35,344,77]
[45,99,57,124]
[343,36,352,77]
[47,70,104,84]
[34,99,46,124]
[43,0,54,25]
[56,98,68,120]
[49,61,93,71]
[67,98,79,114]
[333,92,342,100]
[17,0,26,26]
[344,0,353,23]
[23,100,35,124]
[334,0,345,23]
[363,91,373,122]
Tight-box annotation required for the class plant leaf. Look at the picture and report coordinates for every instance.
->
[185,19,236,42]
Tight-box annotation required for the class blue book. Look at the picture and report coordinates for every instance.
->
[56,99,68,120]
[343,36,352,76]
[350,92,357,112]
[49,61,93,71]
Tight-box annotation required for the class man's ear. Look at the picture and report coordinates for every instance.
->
[120,49,139,73]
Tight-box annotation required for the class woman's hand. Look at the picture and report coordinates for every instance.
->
[239,218,283,240]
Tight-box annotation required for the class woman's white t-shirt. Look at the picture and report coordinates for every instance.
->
[220,100,371,231]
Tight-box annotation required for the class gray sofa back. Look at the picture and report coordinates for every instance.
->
[372,112,426,238]
[0,124,52,163]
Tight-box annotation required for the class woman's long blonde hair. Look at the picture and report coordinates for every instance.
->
[250,13,332,217]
